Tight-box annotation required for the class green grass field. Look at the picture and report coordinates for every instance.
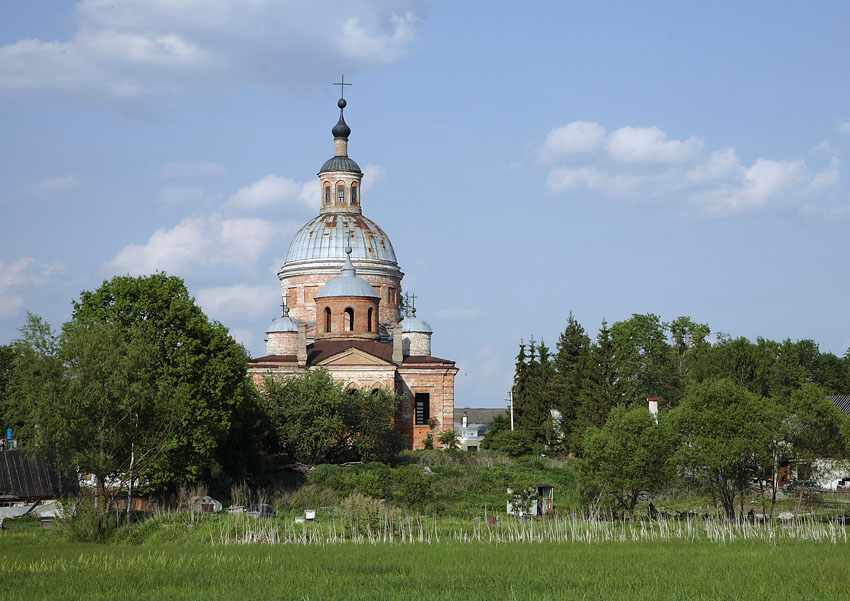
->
[2,518,850,601]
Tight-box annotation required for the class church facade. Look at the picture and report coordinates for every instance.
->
[247,95,457,449]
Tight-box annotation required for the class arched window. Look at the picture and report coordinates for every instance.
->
[367,307,373,332]
[325,307,332,333]
[324,185,331,204]
[337,184,345,203]
[344,307,354,332]
[351,184,358,205]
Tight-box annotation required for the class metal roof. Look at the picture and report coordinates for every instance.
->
[400,315,433,334]
[266,316,298,333]
[285,213,397,264]
[319,156,361,173]
[0,450,67,500]
[315,254,381,299]
[830,395,850,415]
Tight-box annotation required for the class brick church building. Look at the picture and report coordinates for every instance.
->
[247,93,457,449]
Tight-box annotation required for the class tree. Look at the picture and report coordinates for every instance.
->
[671,378,780,519]
[1,314,65,453]
[513,338,555,443]
[479,412,510,449]
[437,429,459,450]
[580,405,676,519]
[68,274,249,489]
[59,321,177,526]
[688,335,775,397]
[483,429,533,457]
[552,312,590,441]
[260,369,403,464]
[611,313,681,409]
[783,384,850,512]
[669,316,710,379]
[572,320,622,453]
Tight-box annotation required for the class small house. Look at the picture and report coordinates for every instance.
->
[506,483,555,517]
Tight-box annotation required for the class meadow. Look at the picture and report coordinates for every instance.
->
[2,515,850,601]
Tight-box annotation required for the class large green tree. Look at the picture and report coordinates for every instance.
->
[260,368,404,464]
[611,313,681,409]
[67,274,248,488]
[672,378,780,519]
[59,321,177,524]
[580,405,676,519]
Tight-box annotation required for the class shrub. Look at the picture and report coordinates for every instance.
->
[486,430,533,457]
[392,466,435,507]
[338,493,401,536]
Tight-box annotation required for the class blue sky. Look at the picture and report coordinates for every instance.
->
[2,1,849,408]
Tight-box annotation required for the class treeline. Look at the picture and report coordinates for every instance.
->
[505,312,850,454]
[480,312,850,519]
[0,275,404,513]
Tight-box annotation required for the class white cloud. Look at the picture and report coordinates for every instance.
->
[539,121,606,161]
[806,157,840,194]
[196,284,280,320]
[29,174,80,197]
[692,158,804,215]
[435,308,480,321]
[161,160,226,179]
[0,257,62,319]
[361,163,387,193]
[0,1,428,103]
[839,121,850,135]
[228,175,317,211]
[155,187,204,205]
[338,12,418,63]
[107,213,295,275]
[540,120,842,216]
[228,328,255,351]
[606,126,702,163]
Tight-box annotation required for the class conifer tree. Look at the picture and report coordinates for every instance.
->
[572,319,623,453]
[553,311,591,443]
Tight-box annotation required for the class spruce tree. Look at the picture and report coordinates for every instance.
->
[572,319,623,453]
[553,311,591,443]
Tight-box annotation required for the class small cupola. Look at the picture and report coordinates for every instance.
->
[265,305,299,356]
[400,306,433,357]
[314,246,380,340]
[319,79,364,215]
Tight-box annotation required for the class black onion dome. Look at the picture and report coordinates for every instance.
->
[332,103,351,139]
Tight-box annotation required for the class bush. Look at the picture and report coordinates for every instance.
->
[338,493,402,536]
[485,430,533,457]
[392,466,435,507]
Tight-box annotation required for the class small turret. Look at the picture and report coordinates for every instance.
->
[265,306,298,356]
[400,307,433,357]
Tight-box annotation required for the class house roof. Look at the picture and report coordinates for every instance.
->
[454,408,509,425]
[0,450,67,501]
[830,395,850,415]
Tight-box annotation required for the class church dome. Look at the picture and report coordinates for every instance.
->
[400,315,433,334]
[315,252,381,299]
[319,156,361,173]
[285,213,397,264]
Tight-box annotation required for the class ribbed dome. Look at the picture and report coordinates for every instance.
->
[319,156,361,173]
[285,214,397,264]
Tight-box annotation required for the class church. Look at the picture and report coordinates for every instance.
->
[247,92,458,449]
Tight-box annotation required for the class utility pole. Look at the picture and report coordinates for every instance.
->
[505,389,514,431]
